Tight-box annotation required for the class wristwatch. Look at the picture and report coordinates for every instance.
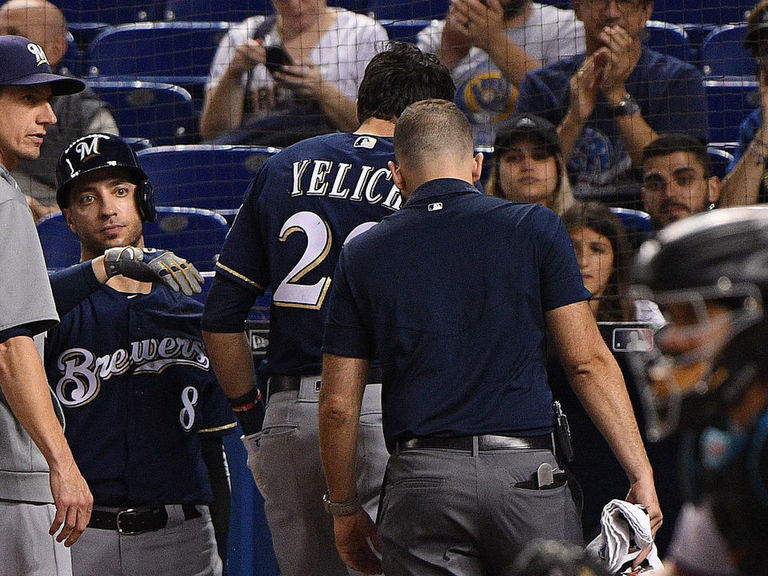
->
[611,94,640,117]
[322,491,361,516]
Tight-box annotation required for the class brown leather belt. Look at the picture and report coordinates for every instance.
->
[397,433,553,453]
[266,367,383,400]
[87,504,201,534]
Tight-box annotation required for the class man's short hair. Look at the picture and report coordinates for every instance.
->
[642,133,711,178]
[394,99,473,170]
[356,42,455,124]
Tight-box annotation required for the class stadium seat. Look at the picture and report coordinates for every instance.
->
[366,0,448,20]
[86,22,230,84]
[59,31,84,77]
[164,0,271,21]
[58,0,162,25]
[645,20,694,63]
[651,0,753,26]
[37,207,229,272]
[707,145,735,179]
[86,79,197,146]
[704,78,758,144]
[700,24,755,77]
[609,207,654,252]
[136,145,280,222]
[381,19,431,43]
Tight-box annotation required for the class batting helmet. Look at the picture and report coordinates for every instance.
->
[55,133,156,222]
[630,206,768,440]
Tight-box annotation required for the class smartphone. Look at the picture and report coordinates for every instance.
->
[264,45,293,74]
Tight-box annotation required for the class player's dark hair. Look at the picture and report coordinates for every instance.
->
[562,202,633,322]
[356,42,455,124]
[642,133,711,178]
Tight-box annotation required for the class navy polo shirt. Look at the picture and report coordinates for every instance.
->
[323,178,590,446]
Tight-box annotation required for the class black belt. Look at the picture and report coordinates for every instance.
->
[88,504,201,534]
[266,367,383,398]
[397,433,553,453]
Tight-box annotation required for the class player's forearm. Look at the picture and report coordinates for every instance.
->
[558,109,586,163]
[613,113,657,167]
[438,23,471,70]
[199,73,247,140]
[719,139,766,207]
[202,330,257,399]
[319,353,369,501]
[314,83,359,132]
[0,336,76,470]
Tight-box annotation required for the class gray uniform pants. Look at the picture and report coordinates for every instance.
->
[252,380,388,576]
[71,505,221,576]
[0,501,72,576]
[378,440,583,576]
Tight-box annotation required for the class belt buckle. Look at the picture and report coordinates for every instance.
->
[116,508,143,535]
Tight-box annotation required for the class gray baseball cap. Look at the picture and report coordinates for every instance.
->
[0,35,84,95]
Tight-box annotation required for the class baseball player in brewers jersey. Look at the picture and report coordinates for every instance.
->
[202,43,456,576]
[44,133,236,576]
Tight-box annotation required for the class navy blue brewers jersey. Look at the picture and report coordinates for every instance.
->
[45,281,236,506]
[215,132,402,376]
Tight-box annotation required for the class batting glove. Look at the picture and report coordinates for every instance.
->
[103,247,204,296]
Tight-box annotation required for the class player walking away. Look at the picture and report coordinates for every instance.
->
[201,42,455,576]
[318,99,660,576]
[44,133,236,576]
[0,34,92,576]
[631,207,768,576]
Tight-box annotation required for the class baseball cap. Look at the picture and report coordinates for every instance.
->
[745,0,768,57]
[0,35,84,95]
[494,113,560,155]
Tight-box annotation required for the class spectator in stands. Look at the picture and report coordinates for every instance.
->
[641,134,720,230]
[717,0,768,208]
[200,0,387,146]
[563,202,632,322]
[417,0,584,148]
[486,112,577,214]
[515,0,707,207]
[0,0,118,214]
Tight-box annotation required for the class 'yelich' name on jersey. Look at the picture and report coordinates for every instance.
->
[54,337,210,407]
[290,159,402,211]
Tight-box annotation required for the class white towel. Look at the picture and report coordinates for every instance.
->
[585,499,663,574]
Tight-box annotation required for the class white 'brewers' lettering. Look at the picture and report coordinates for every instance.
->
[55,338,210,407]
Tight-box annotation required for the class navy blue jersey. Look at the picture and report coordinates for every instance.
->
[45,273,236,507]
[323,179,590,445]
[213,132,402,376]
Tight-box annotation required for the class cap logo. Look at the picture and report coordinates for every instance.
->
[64,134,111,177]
[27,42,48,66]
[517,117,536,128]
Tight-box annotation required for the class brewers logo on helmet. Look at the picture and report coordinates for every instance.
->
[55,133,156,222]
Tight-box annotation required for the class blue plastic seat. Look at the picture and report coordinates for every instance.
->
[37,207,228,272]
[700,24,755,78]
[608,207,654,233]
[707,145,735,179]
[381,19,431,43]
[704,78,759,144]
[86,79,197,146]
[651,0,753,26]
[136,145,280,222]
[164,0,271,21]
[645,20,694,62]
[58,0,161,25]
[366,0,448,20]
[86,22,231,84]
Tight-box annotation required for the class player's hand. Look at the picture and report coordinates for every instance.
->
[333,509,382,575]
[626,475,663,537]
[48,457,93,547]
[104,246,204,296]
